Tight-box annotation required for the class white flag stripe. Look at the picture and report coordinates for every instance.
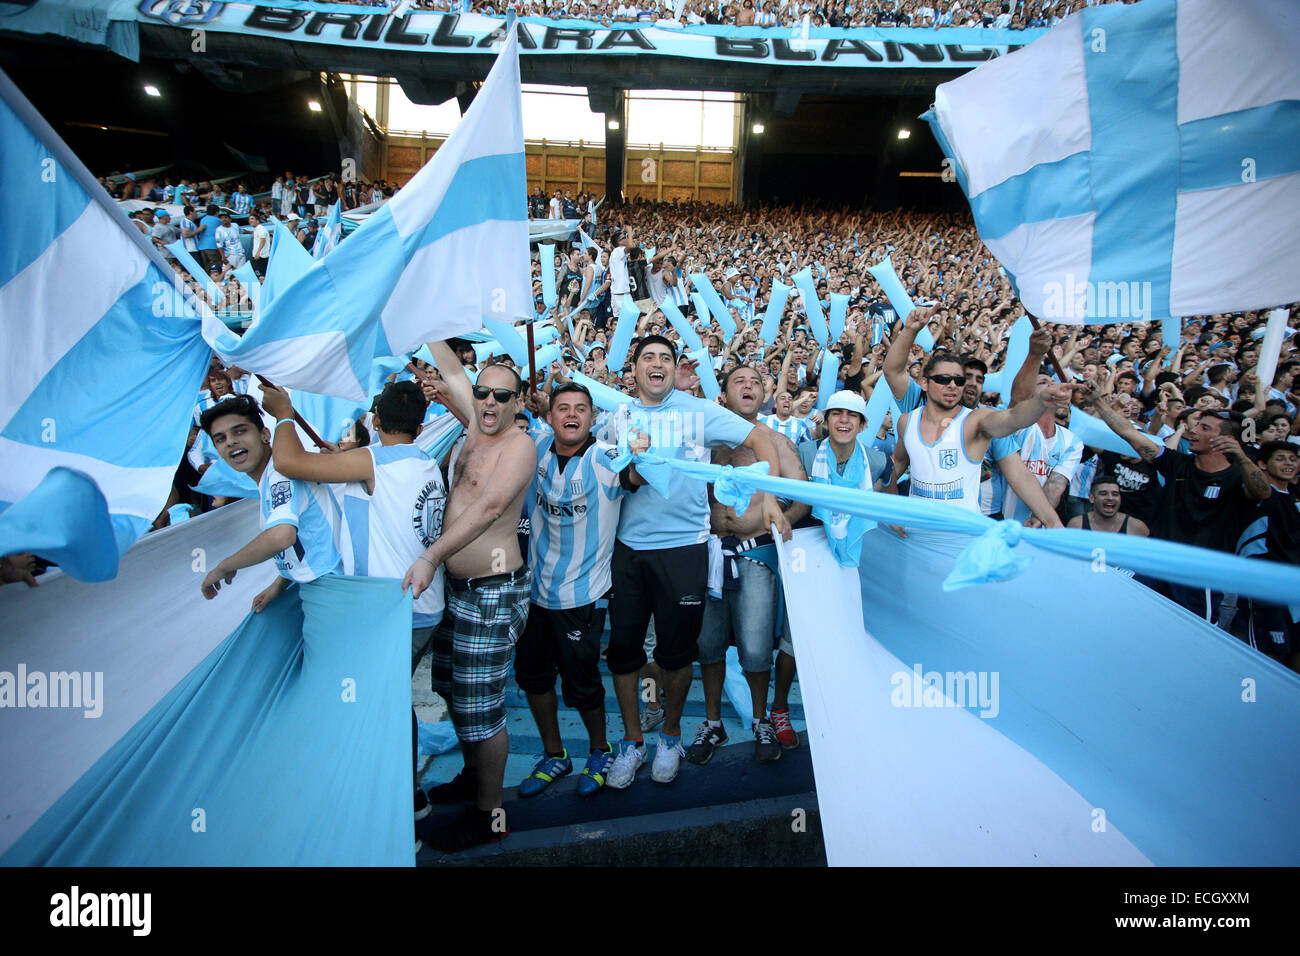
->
[379,218,533,344]
[982,212,1096,321]
[1175,0,1300,125]
[933,15,1089,199]
[0,201,147,429]
[0,437,175,520]
[1169,172,1300,318]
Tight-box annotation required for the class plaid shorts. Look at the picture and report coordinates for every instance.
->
[431,567,532,743]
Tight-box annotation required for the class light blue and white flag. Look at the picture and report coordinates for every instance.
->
[0,68,212,580]
[202,17,529,401]
[311,199,342,259]
[924,0,1300,323]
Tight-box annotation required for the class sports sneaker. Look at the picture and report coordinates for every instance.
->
[577,744,614,797]
[426,768,478,804]
[769,708,799,750]
[640,706,665,733]
[652,734,685,783]
[518,751,572,798]
[754,718,782,763]
[414,788,431,821]
[684,722,728,765]
[604,739,647,790]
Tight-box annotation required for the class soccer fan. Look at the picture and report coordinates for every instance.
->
[602,336,787,789]
[511,383,630,797]
[259,382,447,833]
[690,366,810,764]
[197,395,343,604]
[402,341,536,851]
[1066,473,1149,537]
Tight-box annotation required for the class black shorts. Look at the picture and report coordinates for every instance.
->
[1244,599,1297,662]
[515,602,606,712]
[607,541,707,674]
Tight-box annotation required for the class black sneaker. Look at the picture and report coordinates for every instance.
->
[684,722,728,765]
[754,718,782,763]
[425,806,508,853]
[426,769,477,805]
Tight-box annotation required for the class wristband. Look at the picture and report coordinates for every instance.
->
[417,555,437,569]
[274,419,295,430]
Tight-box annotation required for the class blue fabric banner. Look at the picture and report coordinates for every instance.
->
[1,576,413,866]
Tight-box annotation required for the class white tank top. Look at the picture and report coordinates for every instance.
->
[339,443,446,627]
[902,405,982,512]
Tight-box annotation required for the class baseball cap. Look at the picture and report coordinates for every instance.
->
[825,390,867,419]
[155,208,170,217]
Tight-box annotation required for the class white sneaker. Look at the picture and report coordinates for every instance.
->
[605,740,647,790]
[640,706,665,733]
[652,734,685,783]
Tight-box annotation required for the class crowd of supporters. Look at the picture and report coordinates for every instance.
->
[9,172,1294,851]
[327,0,1119,30]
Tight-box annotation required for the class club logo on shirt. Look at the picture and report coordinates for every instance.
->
[412,480,445,549]
[270,481,291,508]
[939,449,958,470]
[138,0,224,25]
[570,477,584,496]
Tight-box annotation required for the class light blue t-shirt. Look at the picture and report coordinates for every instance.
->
[259,462,344,584]
[614,389,754,550]
[196,214,222,251]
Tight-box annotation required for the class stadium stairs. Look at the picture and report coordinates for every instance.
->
[415,658,824,866]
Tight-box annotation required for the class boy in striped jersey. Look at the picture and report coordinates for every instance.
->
[513,383,632,798]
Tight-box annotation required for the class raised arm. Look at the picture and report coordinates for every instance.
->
[883,303,936,400]
[1009,325,1052,407]
[427,339,474,413]
[1077,383,1160,464]
[261,384,375,487]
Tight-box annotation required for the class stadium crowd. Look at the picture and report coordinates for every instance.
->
[8,175,1295,853]
[392,0,1110,30]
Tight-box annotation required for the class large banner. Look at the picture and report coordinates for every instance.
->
[6,2,1044,68]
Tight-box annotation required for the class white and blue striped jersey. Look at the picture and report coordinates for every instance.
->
[1002,421,1083,523]
[528,435,626,609]
[232,191,251,216]
[760,414,813,445]
[258,461,344,584]
[337,443,446,628]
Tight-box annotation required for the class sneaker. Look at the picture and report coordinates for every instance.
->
[754,718,782,763]
[577,744,614,797]
[684,722,728,765]
[518,751,572,798]
[424,806,508,853]
[640,706,665,733]
[652,734,685,783]
[769,708,799,750]
[426,768,478,804]
[414,788,431,821]
[604,739,647,790]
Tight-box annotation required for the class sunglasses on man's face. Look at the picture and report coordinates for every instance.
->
[927,374,964,387]
[471,385,518,403]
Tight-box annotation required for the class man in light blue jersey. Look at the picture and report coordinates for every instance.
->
[513,383,632,799]
[262,381,447,827]
[761,389,813,445]
[602,336,789,790]
[198,395,343,604]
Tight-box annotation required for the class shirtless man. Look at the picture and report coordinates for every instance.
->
[402,340,536,852]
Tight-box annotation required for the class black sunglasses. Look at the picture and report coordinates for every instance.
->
[471,385,518,403]
[927,374,965,386]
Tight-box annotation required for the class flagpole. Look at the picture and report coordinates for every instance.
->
[255,375,327,448]
[525,322,538,394]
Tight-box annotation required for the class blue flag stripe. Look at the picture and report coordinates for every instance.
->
[1180,99,1300,193]
[968,150,1093,240]
[0,106,90,291]
[1082,0,1180,317]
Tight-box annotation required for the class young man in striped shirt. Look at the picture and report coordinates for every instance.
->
[513,383,631,798]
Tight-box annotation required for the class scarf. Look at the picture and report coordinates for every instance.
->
[810,437,873,567]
